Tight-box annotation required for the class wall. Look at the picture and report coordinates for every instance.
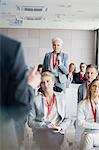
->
[0,28,95,71]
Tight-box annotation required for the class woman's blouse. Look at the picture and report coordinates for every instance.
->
[77,98,99,132]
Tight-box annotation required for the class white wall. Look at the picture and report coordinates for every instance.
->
[0,28,95,71]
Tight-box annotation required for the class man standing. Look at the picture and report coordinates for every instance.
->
[0,34,41,149]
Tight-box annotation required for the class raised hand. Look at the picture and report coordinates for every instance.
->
[27,66,41,89]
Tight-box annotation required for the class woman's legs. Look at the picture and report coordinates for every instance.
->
[34,130,64,150]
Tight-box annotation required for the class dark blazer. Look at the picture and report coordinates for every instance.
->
[73,72,87,84]
[78,82,87,103]
[0,34,35,148]
[0,34,34,107]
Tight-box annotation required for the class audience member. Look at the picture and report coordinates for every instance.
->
[74,62,87,84]
[37,64,43,74]
[67,63,76,83]
[28,71,71,150]
[0,34,41,149]
[42,37,69,92]
[77,78,99,150]
[78,64,98,103]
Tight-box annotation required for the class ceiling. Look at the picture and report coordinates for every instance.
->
[0,0,99,30]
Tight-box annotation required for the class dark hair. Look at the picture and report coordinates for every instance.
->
[69,63,76,73]
[80,62,86,68]
[86,64,98,71]
[37,64,43,71]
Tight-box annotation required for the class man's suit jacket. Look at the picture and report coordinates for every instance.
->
[42,52,69,89]
[0,34,34,148]
[73,72,87,84]
[0,34,34,107]
[78,82,87,103]
[28,92,71,134]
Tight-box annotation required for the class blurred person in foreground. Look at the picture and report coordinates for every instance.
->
[0,34,41,149]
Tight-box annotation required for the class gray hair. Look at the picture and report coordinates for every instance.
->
[52,37,63,45]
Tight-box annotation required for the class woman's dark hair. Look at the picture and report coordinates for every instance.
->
[37,64,43,72]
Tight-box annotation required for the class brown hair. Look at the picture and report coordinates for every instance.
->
[88,78,99,99]
[69,63,76,73]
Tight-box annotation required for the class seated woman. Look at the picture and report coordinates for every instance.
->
[77,78,99,150]
[28,71,71,150]
[67,63,76,83]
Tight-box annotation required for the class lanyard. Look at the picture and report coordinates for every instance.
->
[90,97,96,122]
[52,54,58,68]
[80,74,83,81]
[45,94,55,115]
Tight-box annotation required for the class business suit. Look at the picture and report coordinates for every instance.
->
[0,34,34,149]
[78,82,87,103]
[42,51,69,91]
[73,72,87,84]
[28,92,71,149]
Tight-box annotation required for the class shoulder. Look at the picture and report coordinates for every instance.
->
[1,34,22,57]
[1,34,21,47]
[55,91,66,102]
[61,52,68,58]
[79,82,86,89]
[33,93,43,103]
[44,52,52,57]
[55,91,64,96]
[78,99,88,108]
[75,72,80,77]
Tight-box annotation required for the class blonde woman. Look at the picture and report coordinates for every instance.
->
[28,71,71,150]
[42,37,69,92]
[77,78,99,150]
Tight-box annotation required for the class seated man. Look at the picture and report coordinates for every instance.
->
[74,62,87,84]
[78,64,98,103]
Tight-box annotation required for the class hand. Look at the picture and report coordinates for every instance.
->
[52,124,62,133]
[27,66,41,89]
